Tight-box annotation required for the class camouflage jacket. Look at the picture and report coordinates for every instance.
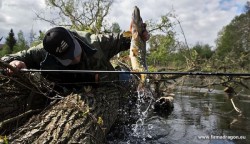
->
[1,30,130,86]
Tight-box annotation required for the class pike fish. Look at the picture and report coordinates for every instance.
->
[123,6,148,87]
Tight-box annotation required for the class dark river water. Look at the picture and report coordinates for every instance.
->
[107,79,250,144]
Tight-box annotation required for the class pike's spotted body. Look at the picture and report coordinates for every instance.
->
[124,6,148,86]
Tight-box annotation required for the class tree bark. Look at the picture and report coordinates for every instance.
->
[0,74,49,135]
[8,85,122,144]
[0,61,128,143]
[0,61,176,143]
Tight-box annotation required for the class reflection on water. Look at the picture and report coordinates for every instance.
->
[107,85,250,144]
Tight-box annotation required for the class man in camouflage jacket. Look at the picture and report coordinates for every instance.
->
[1,27,138,88]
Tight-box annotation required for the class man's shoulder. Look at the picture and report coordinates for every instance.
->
[72,30,99,44]
[73,30,119,44]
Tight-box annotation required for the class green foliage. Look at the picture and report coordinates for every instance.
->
[146,15,173,34]
[147,34,176,67]
[29,28,36,46]
[215,10,250,71]
[30,30,45,47]
[110,22,121,33]
[0,45,10,57]
[97,116,104,126]
[145,12,199,70]
[44,0,113,33]
[146,13,176,67]
[31,1,250,72]
[13,30,28,53]
[0,30,29,57]
[5,29,16,53]
[0,29,17,57]
[0,135,8,144]
[82,105,90,116]
[147,33,215,70]
[192,43,214,60]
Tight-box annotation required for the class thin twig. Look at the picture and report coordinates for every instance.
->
[0,109,41,129]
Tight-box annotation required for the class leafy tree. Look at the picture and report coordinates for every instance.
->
[110,22,121,33]
[13,30,28,53]
[146,12,203,70]
[147,34,176,67]
[192,43,214,60]
[146,13,192,70]
[0,30,29,57]
[5,29,17,53]
[173,43,196,69]
[37,0,113,33]
[29,28,36,46]
[30,30,46,47]
[0,45,9,57]
[146,15,174,34]
[215,8,250,71]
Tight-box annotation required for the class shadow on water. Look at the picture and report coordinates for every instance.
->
[107,82,250,144]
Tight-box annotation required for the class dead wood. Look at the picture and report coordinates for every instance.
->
[8,85,123,144]
[0,61,128,143]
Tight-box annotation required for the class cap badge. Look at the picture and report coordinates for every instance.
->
[56,40,68,53]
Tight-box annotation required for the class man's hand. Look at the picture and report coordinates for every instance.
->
[7,60,27,75]
[142,23,150,41]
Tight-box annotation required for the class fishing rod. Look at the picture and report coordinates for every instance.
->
[1,69,250,77]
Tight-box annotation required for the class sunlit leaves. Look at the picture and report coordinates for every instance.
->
[146,15,173,34]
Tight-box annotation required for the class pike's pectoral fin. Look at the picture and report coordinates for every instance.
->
[131,47,139,56]
[123,31,132,38]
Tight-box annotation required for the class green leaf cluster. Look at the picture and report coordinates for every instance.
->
[0,29,29,57]
[44,0,113,33]
[214,10,250,72]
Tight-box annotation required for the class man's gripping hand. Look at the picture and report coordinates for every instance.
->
[7,60,27,75]
[142,23,150,41]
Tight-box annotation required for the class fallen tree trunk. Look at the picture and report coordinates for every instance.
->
[0,73,50,135]
[0,61,130,143]
[1,61,178,143]
[8,85,122,143]
[0,73,125,143]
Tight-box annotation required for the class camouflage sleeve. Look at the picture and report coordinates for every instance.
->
[69,30,131,60]
[0,43,47,69]
[97,33,131,60]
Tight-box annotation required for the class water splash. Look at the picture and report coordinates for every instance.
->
[131,89,153,141]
